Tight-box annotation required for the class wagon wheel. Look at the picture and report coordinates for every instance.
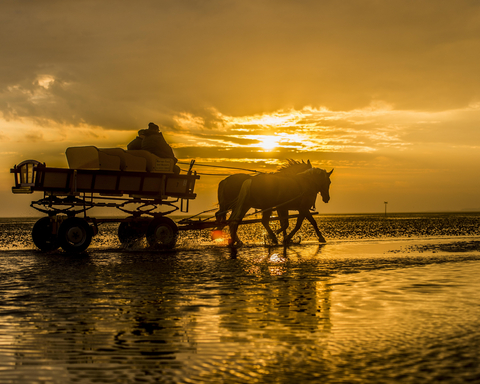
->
[32,217,59,252]
[58,217,93,253]
[118,218,147,244]
[146,217,178,249]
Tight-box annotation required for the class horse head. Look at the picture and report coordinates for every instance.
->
[308,168,333,203]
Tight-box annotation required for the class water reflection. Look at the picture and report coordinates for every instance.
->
[266,250,287,276]
[215,244,333,350]
[3,241,480,382]
[1,251,198,382]
[2,244,335,381]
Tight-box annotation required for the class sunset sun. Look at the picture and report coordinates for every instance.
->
[258,135,278,151]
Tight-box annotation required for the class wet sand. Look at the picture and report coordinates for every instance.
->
[1,213,480,383]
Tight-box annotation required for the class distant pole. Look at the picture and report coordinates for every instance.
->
[384,201,388,217]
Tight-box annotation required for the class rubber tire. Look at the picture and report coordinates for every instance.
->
[146,217,178,249]
[58,217,93,253]
[118,219,147,244]
[32,217,59,252]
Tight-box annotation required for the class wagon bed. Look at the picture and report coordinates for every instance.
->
[11,145,200,252]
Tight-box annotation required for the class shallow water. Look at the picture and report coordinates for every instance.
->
[1,214,480,383]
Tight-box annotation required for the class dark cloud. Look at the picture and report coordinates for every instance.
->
[23,132,44,143]
[2,0,480,130]
[190,133,260,146]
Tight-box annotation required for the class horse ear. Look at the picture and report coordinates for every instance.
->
[327,169,334,176]
[307,159,311,165]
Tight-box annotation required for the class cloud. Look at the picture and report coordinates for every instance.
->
[1,0,480,131]
[23,131,44,143]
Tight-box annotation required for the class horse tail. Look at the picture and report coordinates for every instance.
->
[215,178,228,222]
[229,178,252,223]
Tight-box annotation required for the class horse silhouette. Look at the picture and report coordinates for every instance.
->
[227,167,333,247]
[215,160,312,225]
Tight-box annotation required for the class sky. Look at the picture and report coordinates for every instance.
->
[1,0,480,217]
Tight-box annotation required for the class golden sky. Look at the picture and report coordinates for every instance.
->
[1,0,480,216]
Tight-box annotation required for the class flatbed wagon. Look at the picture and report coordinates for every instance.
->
[11,146,202,252]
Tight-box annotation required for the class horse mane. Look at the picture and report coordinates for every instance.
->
[275,159,312,174]
[298,167,327,177]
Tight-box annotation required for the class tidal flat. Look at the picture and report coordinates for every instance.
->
[1,213,480,383]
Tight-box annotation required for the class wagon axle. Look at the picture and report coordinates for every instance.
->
[31,214,180,253]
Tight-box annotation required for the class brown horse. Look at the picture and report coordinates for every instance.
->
[215,160,312,225]
[227,167,333,246]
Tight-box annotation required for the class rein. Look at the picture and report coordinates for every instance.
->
[177,162,259,173]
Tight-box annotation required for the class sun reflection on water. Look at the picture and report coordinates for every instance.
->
[268,252,288,275]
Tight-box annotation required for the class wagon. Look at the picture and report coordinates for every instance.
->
[11,146,201,252]
[12,147,321,252]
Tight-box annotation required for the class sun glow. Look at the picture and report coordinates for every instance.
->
[171,106,435,155]
[259,135,278,151]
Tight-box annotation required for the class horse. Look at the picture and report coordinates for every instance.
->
[227,167,333,247]
[215,159,312,225]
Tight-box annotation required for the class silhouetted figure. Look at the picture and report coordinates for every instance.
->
[127,129,147,150]
[142,122,180,174]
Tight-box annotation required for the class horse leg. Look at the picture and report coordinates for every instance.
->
[215,179,228,227]
[228,205,251,247]
[226,178,253,246]
[284,213,306,244]
[305,212,326,243]
[275,209,290,242]
[215,208,226,225]
[261,210,278,244]
[215,204,228,230]
[228,220,241,246]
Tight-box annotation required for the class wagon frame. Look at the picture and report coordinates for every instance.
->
[11,155,201,252]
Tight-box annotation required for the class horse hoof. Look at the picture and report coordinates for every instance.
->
[292,235,302,245]
[263,235,278,246]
